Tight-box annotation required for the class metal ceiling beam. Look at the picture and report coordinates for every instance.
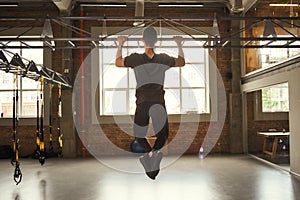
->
[0,36,300,42]
[1,45,300,49]
[74,0,228,3]
[0,15,298,49]
[1,37,300,49]
[0,16,299,21]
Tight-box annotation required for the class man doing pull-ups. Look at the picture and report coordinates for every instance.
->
[115,27,185,180]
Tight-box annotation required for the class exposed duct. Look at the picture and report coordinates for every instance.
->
[133,0,145,27]
[135,0,144,17]
[230,0,244,13]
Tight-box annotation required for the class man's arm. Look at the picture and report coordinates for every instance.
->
[115,36,127,67]
[173,36,185,67]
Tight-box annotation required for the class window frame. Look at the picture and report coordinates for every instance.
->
[0,29,50,126]
[91,26,219,124]
[254,89,289,121]
[243,34,300,76]
[99,38,209,116]
[261,82,289,113]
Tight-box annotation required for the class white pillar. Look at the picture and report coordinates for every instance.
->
[288,67,300,176]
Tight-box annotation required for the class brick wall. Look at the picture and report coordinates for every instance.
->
[1,5,232,157]
[0,125,60,157]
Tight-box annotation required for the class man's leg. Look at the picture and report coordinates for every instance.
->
[149,103,169,151]
[134,103,160,179]
[134,103,152,153]
[148,103,168,176]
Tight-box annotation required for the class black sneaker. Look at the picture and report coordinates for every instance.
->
[151,150,163,178]
[152,150,163,171]
[139,154,156,180]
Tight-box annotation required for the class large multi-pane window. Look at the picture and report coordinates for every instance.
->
[262,82,289,112]
[99,35,209,115]
[245,35,300,75]
[259,36,300,69]
[0,41,43,118]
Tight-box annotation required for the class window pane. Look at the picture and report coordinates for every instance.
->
[0,71,14,89]
[21,42,43,65]
[260,47,288,68]
[182,64,205,87]
[126,39,143,48]
[22,77,39,90]
[184,40,203,47]
[101,38,115,47]
[0,91,39,118]
[165,68,180,88]
[165,89,180,114]
[103,65,127,88]
[101,49,117,64]
[262,83,289,112]
[184,48,205,63]
[182,89,205,114]
[0,91,13,118]
[160,40,177,47]
[104,90,127,114]
[3,42,20,55]
[290,41,300,57]
[22,91,38,117]
[129,68,136,88]
[157,48,177,57]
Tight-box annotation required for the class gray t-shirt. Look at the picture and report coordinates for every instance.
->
[124,53,175,104]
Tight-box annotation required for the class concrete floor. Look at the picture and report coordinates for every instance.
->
[1,154,300,200]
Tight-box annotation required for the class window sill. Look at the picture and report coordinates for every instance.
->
[94,113,212,125]
[254,112,289,121]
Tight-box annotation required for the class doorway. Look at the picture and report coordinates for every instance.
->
[245,83,290,170]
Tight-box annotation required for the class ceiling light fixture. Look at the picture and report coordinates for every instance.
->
[269,3,299,6]
[0,2,19,7]
[212,13,220,38]
[263,20,277,37]
[158,2,204,7]
[41,19,55,48]
[80,2,127,7]
[68,40,76,47]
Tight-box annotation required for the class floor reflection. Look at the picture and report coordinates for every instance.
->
[0,155,299,200]
[39,179,46,200]
[13,190,21,200]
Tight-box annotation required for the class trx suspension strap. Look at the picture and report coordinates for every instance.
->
[33,88,40,159]
[11,73,22,185]
[48,84,55,157]
[39,76,45,165]
[57,83,63,157]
